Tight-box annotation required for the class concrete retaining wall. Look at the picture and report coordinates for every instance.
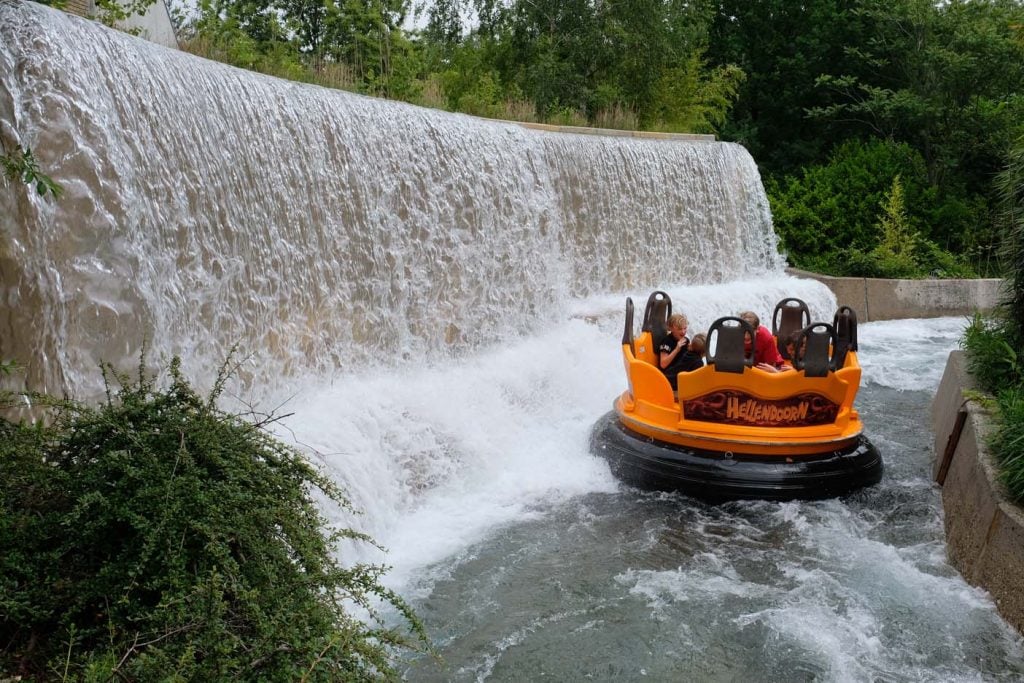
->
[932,351,1024,633]
[787,268,1002,321]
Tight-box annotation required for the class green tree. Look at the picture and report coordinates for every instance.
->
[94,0,159,28]
[769,138,978,276]
[807,0,1024,263]
[769,139,924,264]
[192,0,292,59]
[601,0,737,130]
[961,138,1024,502]
[704,0,875,173]
[281,0,330,70]
[649,53,745,134]
[810,0,1024,191]
[868,175,920,277]
[422,0,742,132]
[324,0,421,97]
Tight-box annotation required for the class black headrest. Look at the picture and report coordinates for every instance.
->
[772,298,811,359]
[641,290,672,342]
[833,306,858,352]
[707,316,755,374]
[622,297,635,353]
[831,306,858,370]
[794,322,836,378]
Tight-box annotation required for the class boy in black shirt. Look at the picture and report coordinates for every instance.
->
[658,313,700,390]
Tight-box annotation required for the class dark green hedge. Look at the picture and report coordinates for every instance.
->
[768,138,982,278]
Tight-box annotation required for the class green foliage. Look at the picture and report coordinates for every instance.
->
[94,0,158,29]
[183,27,314,84]
[962,138,1024,502]
[0,359,426,681]
[996,137,1024,342]
[914,238,977,279]
[445,68,503,117]
[437,40,506,116]
[705,0,874,172]
[419,0,742,134]
[962,313,1021,394]
[992,386,1024,504]
[705,0,1024,273]
[769,139,921,260]
[324,0,422,99]
[649,55,745,134]
[1,144,62,200]
[768,138,973,276]
[867,175,920,277]
[185,0,419,98]
[808,0,1024,190]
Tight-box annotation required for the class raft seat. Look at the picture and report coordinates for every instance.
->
[634,331,657,366]
[773,298,811,360]
[794,322,836,377]
[641,291,672,345]
[832,306,858,369]
[707,316,755,374]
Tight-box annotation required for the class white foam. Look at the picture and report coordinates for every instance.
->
[279,319,621,586]
[277,276,837,584]
[858,317,968,391]
[616,553,771,610]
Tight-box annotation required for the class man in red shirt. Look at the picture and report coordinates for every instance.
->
[739,311,791,373]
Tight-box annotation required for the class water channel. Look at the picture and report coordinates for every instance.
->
[285,309,1024,682]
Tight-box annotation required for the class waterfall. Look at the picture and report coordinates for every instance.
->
[0,1,783,400]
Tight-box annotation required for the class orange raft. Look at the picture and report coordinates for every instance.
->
[590,292,882,501]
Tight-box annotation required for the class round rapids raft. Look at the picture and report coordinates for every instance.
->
[590,292,883,501]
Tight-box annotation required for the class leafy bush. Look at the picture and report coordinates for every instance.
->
[961,313,1021,394]
[997,141,1024,342]
[768,139,926,260]
[915,238,977,279]
[768,138,979,276]
[0,360,426,681]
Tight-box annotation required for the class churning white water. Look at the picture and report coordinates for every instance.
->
[339,314,1022,682]
[286,276,837,581]
[2,4,1021,680]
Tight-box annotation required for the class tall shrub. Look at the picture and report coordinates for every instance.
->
[866,175,920,277]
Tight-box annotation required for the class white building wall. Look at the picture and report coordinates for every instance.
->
[120,0,178,49]
[63,0,178,50]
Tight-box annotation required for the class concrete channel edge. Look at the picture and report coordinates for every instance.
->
[931,350,1024,634]
[786,268,1002,321]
